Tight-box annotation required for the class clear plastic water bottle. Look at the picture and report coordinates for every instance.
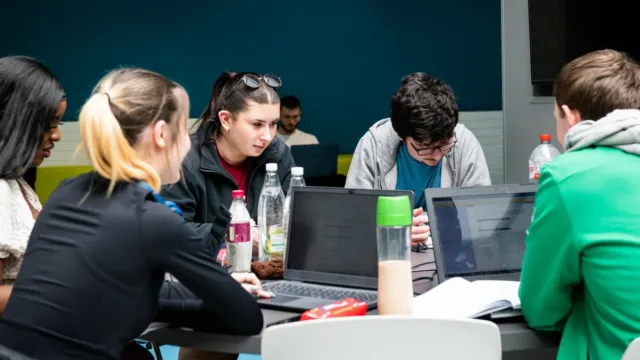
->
[283,167,305,256]
[528,133,561,183]
[258,163,285,261]
[227,190,252,273]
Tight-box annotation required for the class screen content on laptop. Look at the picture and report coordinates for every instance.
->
[431,192,535,278]
[286,191,378,279]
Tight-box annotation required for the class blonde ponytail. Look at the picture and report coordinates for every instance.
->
[77,92,162,195]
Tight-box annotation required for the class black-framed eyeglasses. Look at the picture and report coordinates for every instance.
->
[410,134,457,156]
[224,73,282,101]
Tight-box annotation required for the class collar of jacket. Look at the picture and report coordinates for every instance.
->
[195,131,280,174]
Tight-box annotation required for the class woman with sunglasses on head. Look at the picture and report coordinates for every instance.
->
[161,72,293,360]
[0,68,268,360]
[162,72,293,258]
[0,56,66,315]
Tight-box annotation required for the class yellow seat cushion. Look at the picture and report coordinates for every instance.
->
[337,154,353,176]
[35,166,93,203]
[34,154,354,204]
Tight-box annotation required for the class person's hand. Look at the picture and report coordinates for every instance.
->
[411,207,430,246]
[231,272,274,298]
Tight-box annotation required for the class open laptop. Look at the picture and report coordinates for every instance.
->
[259,187,414,312]
[425,184,537,284]
[290,144,339,177]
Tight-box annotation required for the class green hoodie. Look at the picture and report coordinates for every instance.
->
[520,109,640,360]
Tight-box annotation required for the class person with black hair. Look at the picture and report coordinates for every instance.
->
[160,72,294,359]
[346,72,490,246]
[275,95,319,146]
[0,56,66,314]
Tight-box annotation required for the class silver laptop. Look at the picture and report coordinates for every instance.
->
[259,187,414,312]
[425,184,537,283]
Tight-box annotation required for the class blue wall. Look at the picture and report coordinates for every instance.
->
[1,0,501,153]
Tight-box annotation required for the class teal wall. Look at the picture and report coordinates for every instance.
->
[1,0,501,153]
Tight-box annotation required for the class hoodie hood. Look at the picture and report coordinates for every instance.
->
[565,109,640,156]
[366,119,403,178]
[345,118,491,190]
[365,118,460,188]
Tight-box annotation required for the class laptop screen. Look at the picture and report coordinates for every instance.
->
[430,191,535,278]
[286,190,378,279]
[285,188,413,288]
[290,144,339,177]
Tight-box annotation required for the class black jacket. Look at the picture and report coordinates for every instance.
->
[161,133,295,251]
[0,173,263,360]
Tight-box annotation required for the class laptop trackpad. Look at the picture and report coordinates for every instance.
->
[262,295,300,304]
[289,298,334,309]
[261,296,332,309]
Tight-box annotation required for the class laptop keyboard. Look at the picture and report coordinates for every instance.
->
[263,282,377,303]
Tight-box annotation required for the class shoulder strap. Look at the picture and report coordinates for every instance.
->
[138,182,184,218]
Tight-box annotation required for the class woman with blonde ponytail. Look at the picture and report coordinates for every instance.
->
[78,91,164,194]
[0,68,268,360]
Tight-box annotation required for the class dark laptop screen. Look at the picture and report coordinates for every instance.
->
[431,192,535,278]
[286,190,379,279]
[290,144,339,177]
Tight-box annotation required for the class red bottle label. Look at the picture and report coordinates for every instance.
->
[228,222,251,243]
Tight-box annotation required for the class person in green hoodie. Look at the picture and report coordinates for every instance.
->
[519,49,640,360]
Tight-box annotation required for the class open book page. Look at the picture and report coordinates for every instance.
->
[412,278,479,319]
[412,278,521,319]
[470,280,521,309]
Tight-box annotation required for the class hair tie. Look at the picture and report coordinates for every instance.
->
[98,92,111,102]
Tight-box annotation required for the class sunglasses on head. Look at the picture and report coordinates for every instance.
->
[224,73,282,101]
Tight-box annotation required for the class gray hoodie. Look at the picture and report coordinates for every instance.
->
[345,118,491,190]
[564,109,640,156]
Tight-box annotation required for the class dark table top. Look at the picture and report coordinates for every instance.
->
[142,249,560,355]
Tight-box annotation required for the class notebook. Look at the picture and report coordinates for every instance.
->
[412,277,520,319]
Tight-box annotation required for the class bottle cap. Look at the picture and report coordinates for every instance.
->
[540,134,552,141]
[266,163,277,172]
[291,167,304,176]
[232,190,244,199]
[376,195,412,227]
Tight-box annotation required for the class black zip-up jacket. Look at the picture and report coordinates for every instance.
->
[0,173,263,360]
[161,133,295,251]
